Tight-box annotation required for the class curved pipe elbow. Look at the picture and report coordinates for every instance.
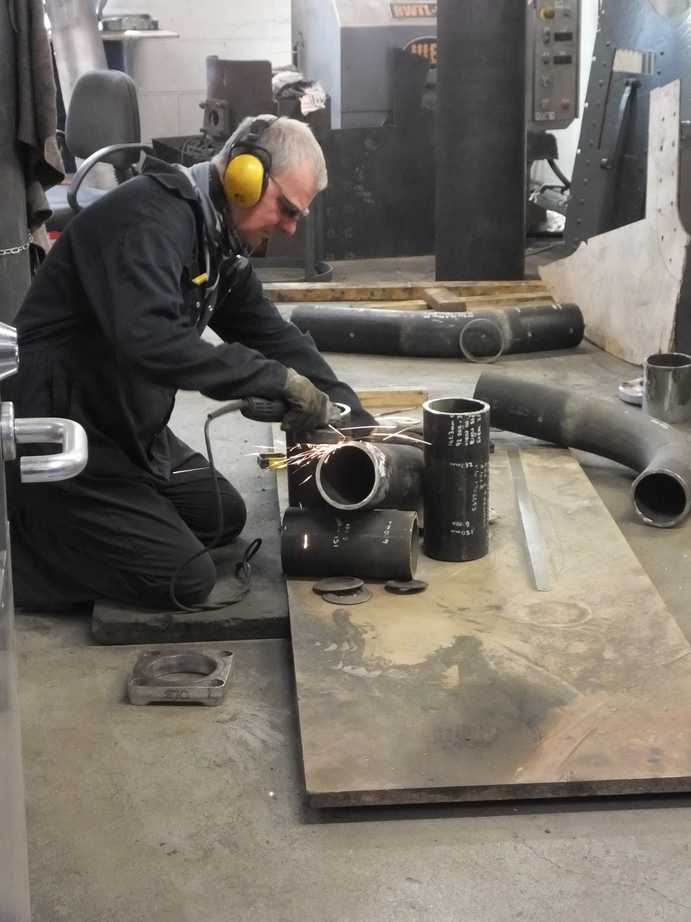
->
[474,372,691,528]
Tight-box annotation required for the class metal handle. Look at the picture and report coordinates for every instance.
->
[14,418,88,483]
[68,142,154,213]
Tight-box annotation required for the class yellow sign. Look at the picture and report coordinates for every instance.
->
[391,2,437,18]
[405,36,438,65]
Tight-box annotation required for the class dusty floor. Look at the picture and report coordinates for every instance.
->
[15,256,691,921]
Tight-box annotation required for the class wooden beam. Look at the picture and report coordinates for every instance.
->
[355,387,428,411]
[458,294,555,310]
[266,280,549,303]
[338,300,428,311]
[422,288,554,312]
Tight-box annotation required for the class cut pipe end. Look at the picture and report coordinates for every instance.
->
[632,468,691,528]
[423,397,491,416]
[316,442,383,511]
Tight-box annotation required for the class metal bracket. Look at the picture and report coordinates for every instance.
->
[127,649,233,706]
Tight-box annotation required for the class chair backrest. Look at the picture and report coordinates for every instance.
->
[66,70,142,172]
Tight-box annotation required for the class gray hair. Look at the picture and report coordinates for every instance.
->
[213,115,328,192]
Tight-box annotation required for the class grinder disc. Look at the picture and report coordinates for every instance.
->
[322,587,373,606]
[313,576,365,595]
[385,579,429,595]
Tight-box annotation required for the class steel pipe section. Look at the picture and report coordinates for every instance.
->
[290,304,584,359]
[423,398,491,561]
[281,508,419,581]
[315,441,423,512]
[286,403,351,508]
[474,372,691,528]
[643,352,691,423]
[436,0,527,280]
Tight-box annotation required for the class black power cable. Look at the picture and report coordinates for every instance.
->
[547,158,571,190]
[168,411,262,613]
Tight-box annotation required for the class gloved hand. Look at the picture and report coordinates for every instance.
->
[281,368,336,432]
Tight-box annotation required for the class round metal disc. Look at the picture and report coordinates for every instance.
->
[322,588,373,606]
[385,579,429,595]
[618,377,643,406]
[313,576,365,595]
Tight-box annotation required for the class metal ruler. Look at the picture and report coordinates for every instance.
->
[507,448,553,591]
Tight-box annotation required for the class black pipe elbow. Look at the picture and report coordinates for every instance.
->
[290,303,584,359]
[474,372,691,528]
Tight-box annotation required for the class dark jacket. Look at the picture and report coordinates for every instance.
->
[8,158,371,481]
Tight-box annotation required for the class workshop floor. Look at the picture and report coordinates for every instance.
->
[16,256,691,922]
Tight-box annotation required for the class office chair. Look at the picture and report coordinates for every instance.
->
[47,69,152,232]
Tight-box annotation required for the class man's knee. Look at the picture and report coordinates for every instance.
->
[146,551,217,609]
[222,488,247,541]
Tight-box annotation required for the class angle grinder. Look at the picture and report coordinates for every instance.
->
[207,396,343,426]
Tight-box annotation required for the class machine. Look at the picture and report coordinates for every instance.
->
[292,0,581,132]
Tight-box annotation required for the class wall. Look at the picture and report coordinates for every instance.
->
[102,0,291,142]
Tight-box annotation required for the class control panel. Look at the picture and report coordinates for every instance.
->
[530,0,580,130]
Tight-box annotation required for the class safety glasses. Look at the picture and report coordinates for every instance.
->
[271,176,310,223]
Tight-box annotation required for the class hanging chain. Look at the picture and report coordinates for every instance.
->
[0,234,33,258]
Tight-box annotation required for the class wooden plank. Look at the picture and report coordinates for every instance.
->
[277,442,691,807]
[266,280,549,303]
[423,289,555,311]
[459,294,553,308]
[339,300,428,311]
[541,81,689,363]
[355,387,428,411]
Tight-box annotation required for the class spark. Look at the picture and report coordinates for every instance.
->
[252,414,429,471]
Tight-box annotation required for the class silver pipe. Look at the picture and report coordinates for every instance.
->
[643,352,691,424]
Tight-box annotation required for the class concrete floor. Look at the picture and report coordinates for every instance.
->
[15,257,691,921]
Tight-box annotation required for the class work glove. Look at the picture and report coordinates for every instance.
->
[281,368,336,432]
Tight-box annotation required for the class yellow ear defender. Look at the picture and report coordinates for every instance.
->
[223,115,277,209]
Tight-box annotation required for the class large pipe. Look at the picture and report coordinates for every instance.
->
[423,398,491,561]
[315,441,423,512]
[435,0,526,280]
[474,372,691,528]
[281,508,419,581]
[290,304,584,359]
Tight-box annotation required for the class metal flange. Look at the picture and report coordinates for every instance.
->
[127,649,233,706]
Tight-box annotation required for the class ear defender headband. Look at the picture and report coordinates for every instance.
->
[223,115,277,209]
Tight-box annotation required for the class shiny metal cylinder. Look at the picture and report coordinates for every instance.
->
[643,352,691,423]
[281,508,419,581]
[423,397,490,561]
[315,441,423,512]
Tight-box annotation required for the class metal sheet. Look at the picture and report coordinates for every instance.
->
[566,0,691,249]
[508,448,553,591]
[281,446,691,808]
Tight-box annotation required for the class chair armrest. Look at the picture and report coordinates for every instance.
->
[67,142,154,213]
